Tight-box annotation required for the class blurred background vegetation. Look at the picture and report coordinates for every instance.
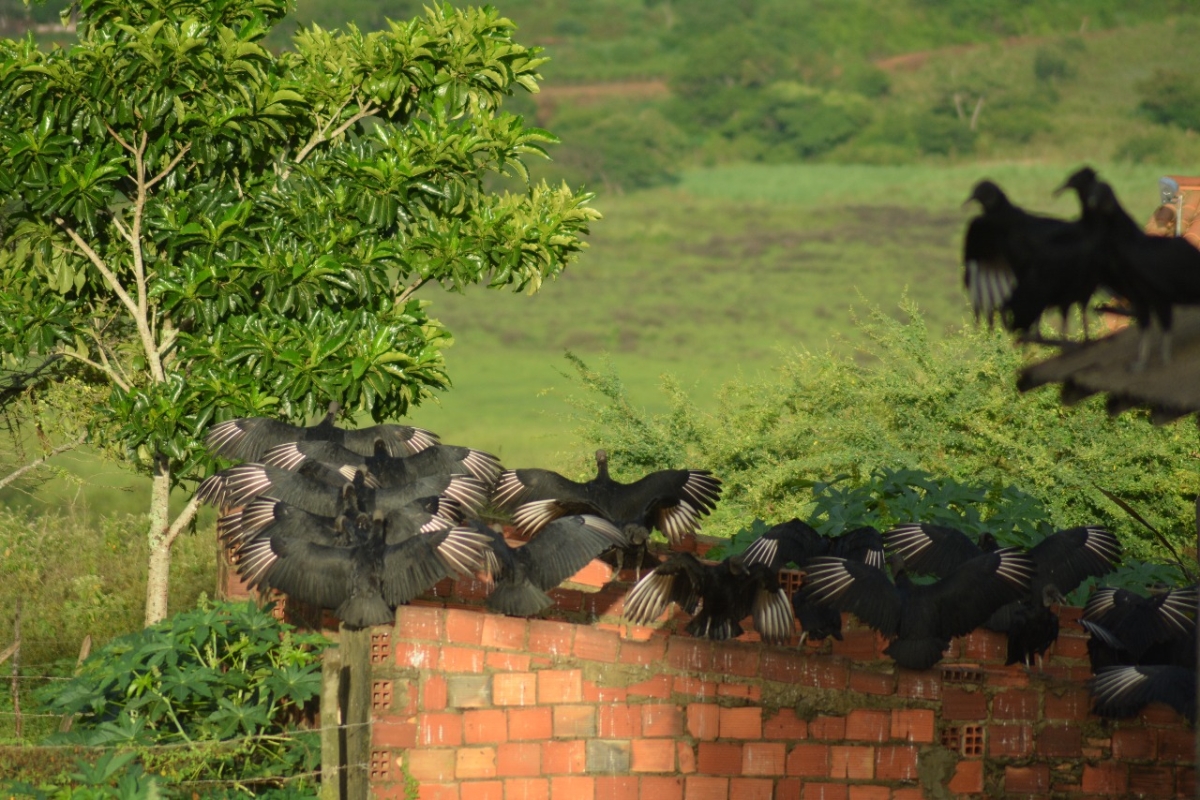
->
[3,0,1200,675]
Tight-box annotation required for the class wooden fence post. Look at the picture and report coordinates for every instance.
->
[321,643,345,800]
[342,626,371,800]
[58,634,92,733]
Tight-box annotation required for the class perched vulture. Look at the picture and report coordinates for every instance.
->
[260,439,502,489]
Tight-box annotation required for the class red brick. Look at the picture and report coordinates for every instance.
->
[760,650,806,683]
[832,630,879,660]
[1081,762,1128,794]
[982,664,1030,688]
[895,669,941,700]
[988,724,1033,758]
[890,791,923,800]
[711,643,761,678]
[505,778,549,800]
[1140,703,1186,725]
[801,783,848,800]
[991,688,1038,719]
[417,784,459,800]
[1005,764,1050,794]
[947,760,984,794]
[396,641,439,669]
[441,646,486,673]
[493,673,538,706]
[599,704,642,738]
[527,619,575,656]
[445,608,485,644]
[619,636,666,666]
[716,682,760,701]
[740,743,785,776]
[553,705,596,738]
[696,742,742,775]
[627,674,671,699]
[373,717,418,748]
[508,707,552,740]
[677,741,696,774]
[1178,766,1196,797]
[786,743,829,777]
[550,776,595,800]
[673,676,717,699]
[1157,727,1194,761]
[398,605,444,641]
[638,777,683,800]
[457,747,498,779]
[775,778,802,800]
[667,638,715,672]
[829,745,874,779]
[728,778,773,800]
[487,651,531,671]
[543,740,587,775]
[941,687,986,721]
[481,614,526,650]
[497,743,541,777]
[718,706,762,739]
[849,668,894,696]
[682,703,717,740]
[845,709,889,743]
[809,716,846,740]
[631,739,675,773]
[889,708,934,743]
[1052,633,1089,659]
[874,745,917,781]
[961,628,1006,660]
[406,748,457,781]
[463,709,508,744]
[798,660,849,690]
[460,781,504,800]
[682,777,728,800]
[575,627,621,663]
[1037,724,1082,757]
[1129,765,1176,797]
[1044,686,1090,721]
[641,704,682,737]
[1112,727,1157,759]
[424,674,449,710]
[594,776,637,800]
[420,712,463,746]
[584,681,627,703]
[764,708,808,740]
[846,789,888,800]
[538,669,583,704]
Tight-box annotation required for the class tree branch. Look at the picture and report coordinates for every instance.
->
[163,495,200,551]
[54,218,140,319]
[104,123,135,155]
[396,276,430,306]
[145,143,192,190]
[0,434,86,491]
[83,327,134,390]
[282,101,378,180]
[111,214,134,246]
[58,350,131,392]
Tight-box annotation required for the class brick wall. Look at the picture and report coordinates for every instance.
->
[360,567,1196,800]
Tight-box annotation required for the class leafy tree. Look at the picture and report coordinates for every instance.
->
[1138,68,1200,131]
[543,103,684,192]
[0,0,598,624]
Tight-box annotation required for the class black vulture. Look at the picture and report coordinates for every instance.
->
[623,553,795,645]
[233,511,492,628]
[998,583,1067,669]
[466,515,626,617]
[206,400,439,462]
[800,549,1035,670]
[492,449,722,545]
[1081,584,1197,668]
[1088,665,1196,724]
[741,519,884,644]
[260,439,503,489]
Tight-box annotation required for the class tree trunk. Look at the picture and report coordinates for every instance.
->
[144,455,173,626]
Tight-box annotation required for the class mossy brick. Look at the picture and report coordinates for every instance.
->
[764,708,808,740]
[496,743,542,777]
[549,776,595,800]
[889,709,934,743]
[641,704,682,737]
[874,745,918,781]
[1157,727,1194,761]
[682,777,728,800]
[492,673,538,706]
[947,759,984,795]
[711,643,760,677]
[553,705,597,738]
[444,608,485,644]
[808,716,846,741]
[798,660,848,690]
[507,707,552,740]
[991,688,1038,719]
[845,709,889,743]
[666,638,715,672]
[459,781,503,800]
[1044,686,1090,720]
[448,675,492,709]
[463,709,508,744]
[587,740,631,774]
[538,669,583,704]
[729,778,774,800]
[829,745,874,779]
[1037,724,1082,757]
[627,674,671,699]
[1127,765,1174,797]
[1082,762,1128,794]
[481,614,526,650]
[1005,765,1050,794]
[760,650,806,683]
[740,743,786,776]
[575,626,621,662]
[673,676,717,699]
[441,646,486,673]
[941,687,986,720]
[397,605,443,641]
[405,749,457,782]
[848,668,894,696]
[717,682,761,702]
[638,776,683,800]
[486,651,531,671]
[456,747,498,780]
[527,619,575,657]
[504,778,549,800]
[631,739,676,773]
[988,724,1033,758]
[619,636,666,666]
[718,706,762,739]
[896,669,941,700]
[696,742,742,775]
[599,704,642,738]
[543,740,587,775]
[420,712,464,746]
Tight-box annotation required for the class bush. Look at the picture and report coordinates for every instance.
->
[1137,68,1200,130]
[1033,46,1076,82]
[561,299,1200,566]
[1114,129,1181,163]
[542,103,685,192]
[912,111,977,155]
